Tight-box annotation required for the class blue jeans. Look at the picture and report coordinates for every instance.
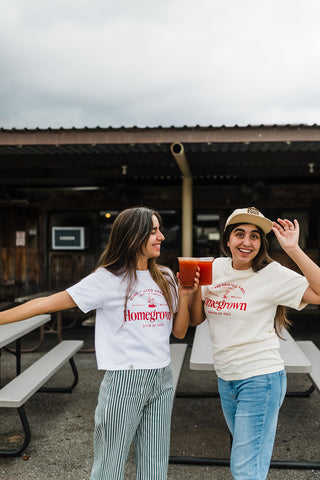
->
[218,370,287,480]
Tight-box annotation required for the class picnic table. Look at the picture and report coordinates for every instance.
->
[0,314,51,376]
[170,320,320,471]
[190,319,311,373]
[0,314,83,456]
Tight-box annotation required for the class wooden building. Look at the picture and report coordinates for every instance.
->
[1,124,320,300]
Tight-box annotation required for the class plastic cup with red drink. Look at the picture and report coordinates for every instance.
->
[178,257,214,286]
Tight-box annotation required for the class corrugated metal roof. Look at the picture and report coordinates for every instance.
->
[1,123,320,132]
[0,125,320,187]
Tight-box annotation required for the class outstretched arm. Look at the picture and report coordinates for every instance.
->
[272,218,320,304]
[0,291,77,326]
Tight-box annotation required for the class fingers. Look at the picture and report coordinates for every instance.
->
[176,271,199,294]
[273,218,298,232]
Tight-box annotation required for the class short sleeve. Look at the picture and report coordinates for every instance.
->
[66,268,110,313]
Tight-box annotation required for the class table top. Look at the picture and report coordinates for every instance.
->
[190,320,312,374]
[0,314,51,349]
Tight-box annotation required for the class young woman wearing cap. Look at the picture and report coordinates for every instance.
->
[189,206,320,480]
[0,207,197,480]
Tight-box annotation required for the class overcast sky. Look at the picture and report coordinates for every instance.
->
[1,0,320,129]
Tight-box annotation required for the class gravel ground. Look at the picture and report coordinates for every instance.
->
[0,320,320,480]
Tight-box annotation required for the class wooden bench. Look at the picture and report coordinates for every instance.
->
[170,343,188,396]
[296,340,320,392]
[0,339,83,456]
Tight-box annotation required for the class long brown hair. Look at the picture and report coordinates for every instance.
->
[96,207,177,315]
[221,223,291,337]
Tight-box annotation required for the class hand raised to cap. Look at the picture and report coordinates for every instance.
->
[272,218,300,250]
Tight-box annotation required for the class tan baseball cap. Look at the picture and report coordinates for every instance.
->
[224,207,273,234]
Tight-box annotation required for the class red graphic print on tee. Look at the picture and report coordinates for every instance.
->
[124,288,172,327]
[205,283,247,315]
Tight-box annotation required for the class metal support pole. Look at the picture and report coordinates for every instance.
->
[182,175,193,256]
[170,142,193,256]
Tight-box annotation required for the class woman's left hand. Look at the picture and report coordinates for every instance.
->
[272,218,300,250]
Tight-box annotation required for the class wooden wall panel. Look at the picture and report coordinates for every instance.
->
[49,252,96,291]
[0,207,41,300]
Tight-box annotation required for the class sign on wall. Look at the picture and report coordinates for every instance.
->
[52,227,85,250]
[16,231,26,247]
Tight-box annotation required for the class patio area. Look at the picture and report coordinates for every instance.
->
[1,319,320,480]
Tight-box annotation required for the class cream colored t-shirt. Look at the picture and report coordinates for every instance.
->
[202,258,309,381]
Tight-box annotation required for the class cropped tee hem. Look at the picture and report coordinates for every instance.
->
[67,267,178,371]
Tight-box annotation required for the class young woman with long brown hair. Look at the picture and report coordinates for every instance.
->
[0,206,197,480]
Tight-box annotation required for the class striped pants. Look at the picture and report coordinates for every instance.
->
[90,365,174,480]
